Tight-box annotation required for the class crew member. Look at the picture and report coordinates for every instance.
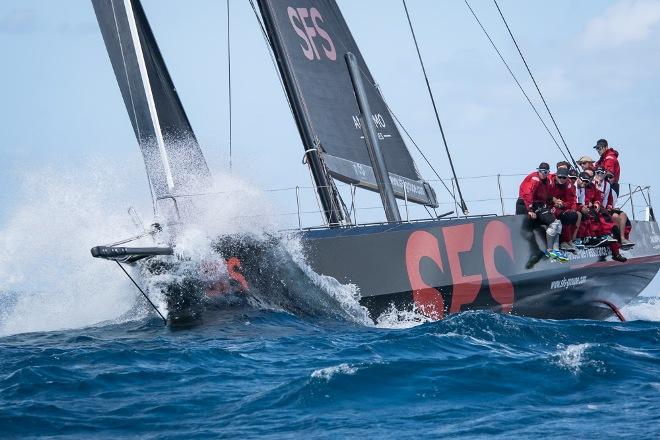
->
[517,162,566,261]
[594,139,621,204]
[575,170,604,245]
[576,170,626,262]
[551,167,579,252]
[594,167,634,248]
[577,155,595,171]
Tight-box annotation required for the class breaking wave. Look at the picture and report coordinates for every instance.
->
[0,160,150,336]
[0,160,370,336]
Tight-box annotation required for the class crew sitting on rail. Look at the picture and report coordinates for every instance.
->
[517,162,567,262]
[575,170,627,262]
[594,167,635,249]
[594,139,621,205]
[550,166,579,252]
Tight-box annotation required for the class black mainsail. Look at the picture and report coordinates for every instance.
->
[257,0,438,207]
[92,0,211,219]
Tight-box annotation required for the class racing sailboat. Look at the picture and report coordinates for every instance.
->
[90,0,660,323]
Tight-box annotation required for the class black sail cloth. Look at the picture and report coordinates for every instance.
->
[258,0,438,207]
[92,0,211,215]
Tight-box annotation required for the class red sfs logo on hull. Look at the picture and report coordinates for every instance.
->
[405,221,515,319]
[288,7,336,61]
[204,257,249,297]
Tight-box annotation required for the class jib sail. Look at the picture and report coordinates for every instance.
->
[258,0,437,207]
[92,0,211,211]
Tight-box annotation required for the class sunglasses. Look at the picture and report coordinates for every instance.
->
[557,176,568,180]
[538,169,550,174]
[569,176,578,180]
[596,170,607,175]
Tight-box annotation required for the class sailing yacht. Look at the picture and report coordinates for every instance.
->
[90,0,660,324]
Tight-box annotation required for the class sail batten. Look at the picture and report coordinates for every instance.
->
[257,0,438,207]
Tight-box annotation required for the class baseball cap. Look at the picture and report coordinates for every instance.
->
[556,168,569,178]
[538,162,550,171]
[594,139,608,149]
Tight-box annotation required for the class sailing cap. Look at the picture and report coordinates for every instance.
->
[538,162,550,171]
[594,138,608,149]
[568,168,579,178]
[556,168,569,177]
[578,155,594,163]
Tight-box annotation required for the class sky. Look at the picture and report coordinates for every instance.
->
[1,1,660,290]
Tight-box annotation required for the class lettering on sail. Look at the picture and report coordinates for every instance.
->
[288,7,336,61]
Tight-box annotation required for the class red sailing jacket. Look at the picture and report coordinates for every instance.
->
[595,148,620,184]
[519,172,552,211]
[577,185,602,209]
[550,180,577,211]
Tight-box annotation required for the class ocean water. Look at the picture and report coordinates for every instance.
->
[0,296,659,439]
[1,166,659,439]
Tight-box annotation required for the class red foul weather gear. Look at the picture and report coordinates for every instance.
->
[550,181,577,211]
[519,172,552,211]
[595,148,620,184]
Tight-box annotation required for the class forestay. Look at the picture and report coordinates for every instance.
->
[258,0,438,207]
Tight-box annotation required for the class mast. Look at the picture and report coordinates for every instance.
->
[345,52,401,223]
[256,1,346,226]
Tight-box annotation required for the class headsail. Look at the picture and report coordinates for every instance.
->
[257,0,437,207]
[92,0,211,218]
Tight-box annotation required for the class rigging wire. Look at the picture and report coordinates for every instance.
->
[492,0,578,168]
[464,0,571,164]
[402,0,469,215]
[247,0,295,116]
[115,262,167,325]
[378,87,455,200]
[226,0,233,172]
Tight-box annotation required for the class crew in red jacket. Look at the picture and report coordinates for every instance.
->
[575,170,603,242]
[576,170,626,262]
[594,139,621,203]
[594,167,635,248]
[550,167,579,251]
[516,162,553,215]
[517,162,566,261]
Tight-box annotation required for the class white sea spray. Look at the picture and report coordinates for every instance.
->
[0,159,151,336]
[311,363,358,380]
[374,303,433,329]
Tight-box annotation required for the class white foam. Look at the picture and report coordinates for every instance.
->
[282,235,372,325]
[552,343,591,373]
[311,363,357,380]
[0,155,381,335]
[621,296,660,321]
[0,159,152,337]
[374,303,433,329]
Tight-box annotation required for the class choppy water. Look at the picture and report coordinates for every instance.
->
[1,297,659,439]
